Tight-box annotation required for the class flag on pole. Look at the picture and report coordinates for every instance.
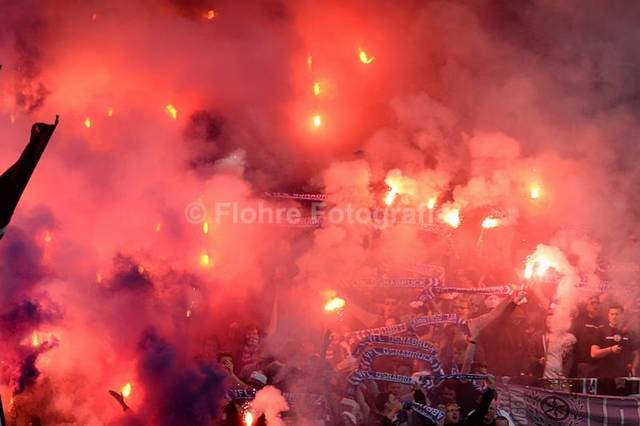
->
[0,116,59,240]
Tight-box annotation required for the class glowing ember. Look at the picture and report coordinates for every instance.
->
[481,217,500,229]
[313,82,321,96]
[384,186,397,206]
[186,309,192,318]
[307,55,312,71]
[358,49,375,64]
[440,207,461,228]
[31,332,40,347]
[205,9,216,20]
[137,265,145,274]
[165,104,178,120]
[155,223,161,232]
[202,221,209,235]
[324,296,346,312]
[107,108,114,117]
[244,411,254,426]
[312,114,322,128]
[121,382,131,398]
[83,118,92,128]
[427,197,437,210]
[200,251,211,267]
[43,231,52,244]
[530,183,541,199]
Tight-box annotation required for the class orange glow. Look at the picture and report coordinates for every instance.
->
[96,272,103,284]
[31,332,40,347]
[312,114,322,128]
[530,183,541,199]
[138,265,145,274]
[427,197,437,210]
[165,104,178,120]
[307,55,312,71]
[200,251,211,267]
[440,207,460,228]
[205,9,216,20]
[121,382,132,398]
[481,217,500,229]
[202,221,209,235]
[155,223,161,232]
[84,118,92,128]
[358,49,375,64]
[313,82,321,96]
[244,411,254,426]
[324,296,346,312]
[384,187,397,206]
[43,231,52,244]
[107,108,114,117]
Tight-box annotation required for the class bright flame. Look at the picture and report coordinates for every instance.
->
[121,382,132,398]
[200,252,211,267]
[427,197,437,210]
[384,186,397,206]
[165,104,178,120]
[307,55,312,71]
[524,256,552,279]
[107,108,114,117]
[83,118,92,128]
[43,231,52,244]
[358,49,375,64]
[313,82,321,96]
[137,265,145,274]
[202,221,209,235]
[205,9,216,20]
[186,309,192,318]
[31,332,40,347]
[312,114,322,128]
[244,411,254,426]
[530,183,541,199]
[481,217,500,229]
[324,296,346,312]
[440,208,461,228]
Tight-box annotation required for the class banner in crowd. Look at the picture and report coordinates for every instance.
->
[497,382,640,425]
[339,277,443,288]
[264,191,328,201]
[418,285,514,302]
[346,314,468,340]
[403,401,445,424]
[358,347,443,374]
[352,335,438,357]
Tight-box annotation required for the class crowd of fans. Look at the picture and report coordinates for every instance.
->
[206,273,640,425]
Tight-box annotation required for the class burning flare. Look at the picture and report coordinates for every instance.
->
[529,183,541,200]
[165,104,178,120]
[200,251,211,267]
[244,411,254,426]
[427,197,437,210]
[205,9,216,20]
[384,186,397,206]
[524,256,552,279]
[324,296,346,312]
[31,332,40,347]
[358,49,375,64]
[202,221,209,235]
[312,114,322,128]
[481,217,500,229]
[439,207,460,228]
[83,118,92,128]
[313,82,321,96]
[121,382,131,398]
